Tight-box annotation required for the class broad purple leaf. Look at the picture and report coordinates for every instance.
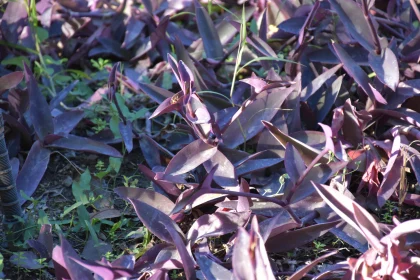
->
[165,222,196,280]
[49,80,78,110]
[48,135,122,158]
[259,211,299,242]
[285,143,306,185]
[138,82,173,104]
[300,63,343,101]
[318,123,334,152]
[0,71,23,94]
[1,0,27,44]
[137,164,181,197]
[115,187,175,215]
[163,139,217,176]
[119,121,133,153]
[195,253,232,280]
[314,75,344,123]
[312,182,382,241]
[139,136,163,168]
[328,0,376,52]
[278,16,306,35]
[342,100,364,148]
[265,220,340,252]
[377,135,402,207]
[331,43,387,104]
[235,150,283,177]
[27,239,50,260]
[53,110,84,135]
[81,238,112,262]
[111,255,135,270]
[262,121,329,165]
[38,224,53,256]
[69,258,132,280]
[127,198,185,244]
[368,48,399,91]
[52,237,94,280]
[187,211,251,245]
[352,204,385,253]
[388,219,420,240]
[10,251,44,269]
[16,141,51,205]
[232,228,255,279]
[289,160,348,204]
[223,85,295,148]
[24,63,54,140]
[289,250,338,280]
[203,150,238,188]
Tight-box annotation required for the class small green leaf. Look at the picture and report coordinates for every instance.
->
[110,157,122,173]
[35,27,49,43]
[110,115,121,138]
[72,169,91,204]
[1,56,31,69]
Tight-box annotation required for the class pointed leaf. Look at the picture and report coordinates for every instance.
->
[300,63,342,101]
[24,63,54,140]
[265,220,340,252]
[115,187,175,215]
[352,204,385,253]
[194,0,223,59]
[127,198,185,244]
[331,43,387,104]
[16,141,50,205]
[289,250,338,280]
[119,121,133,153]
[195,253,232,280]
[0,71,23,93]
[48,135,122,158]
[53,110,84,135]
[138,82,173,104]
[285,143,306,184]
[203,150,237,188]
[49,80,78,110]
[312,182,382,242]
[187,211,251,245]
[368,48,399,91]
[164,139,217,176]
[328,0,376,52]
[262,121,329,165]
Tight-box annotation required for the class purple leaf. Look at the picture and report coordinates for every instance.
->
[194,0,223,59]
[195,253,232,280]
[24,63,54,141]
[138,82,173,104]
[10,251,44,269]
[265,220,340,252]
[377,135,402,207]
[69,258,132,280]
[137,164,181,197]
[300,64,343,101]
[165,222,196,280]
[52,237,94,280]
[368,48,399,91]
[388,219,420,240]
[259,210,299,242]
[233,217,276,280]
[127,198,185,244]
[342,100,364,148]
[223,84,296,148]
[162,139,217,177]
[312,182,382,242]
[328,0,376,52]
[49,80,78,110]
[27,239,50,260]
[16,141,50,205]
[119,121,133,153]
[314,75,344,123]
[232,228,255,279]
[262,121,329,165]
[203,150,238,188]
[53,110,84,135]
[48,135,122,158]
[285,143,306,185]
[115,187,175,215]
[278,16,306,35]
[0,0,27,44]
[289,250,338,280]
[352,204,385,253]
[234,149,283,176]
[331,43,387,104]
[187,211,251,245]
[0,71,23,94]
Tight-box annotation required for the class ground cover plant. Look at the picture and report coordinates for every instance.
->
[0,0,420,279]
